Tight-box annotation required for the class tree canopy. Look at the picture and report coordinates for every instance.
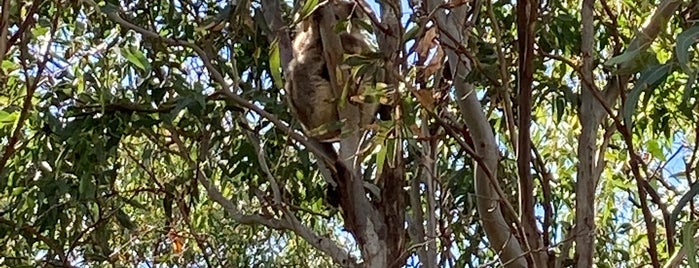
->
[1,0,699,267]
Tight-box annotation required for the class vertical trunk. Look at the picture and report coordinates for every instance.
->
[454,77,527,267]
[516,0,544,265]
[574,1,680,266]
[575,0,597,266]
[426,0,528,265]
[379,160,406,268]
[374,0,407,266]
[335,0,407,267]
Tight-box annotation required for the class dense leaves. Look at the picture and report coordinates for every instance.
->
[1,0,699,267]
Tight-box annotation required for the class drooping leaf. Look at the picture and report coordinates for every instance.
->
[269,39,284,89]
[122,46,152,72]
[298,0,320,21]
[676,25,699,73]
[622,63,671,131]
[115,208,137,230]
[0,110,17,127]
[606,46,656,75]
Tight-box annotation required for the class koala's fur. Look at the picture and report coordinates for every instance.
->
[286,0,376,141]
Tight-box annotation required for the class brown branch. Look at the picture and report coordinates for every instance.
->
[516,0,541,265]
[97,6,337,166]
[0,0,11,62]
[92,5,358,265]
[3,0,41,57]
[487,0,517,153]
[0,2,58,175]
[531,142,554,266]
[260,0,293,72]
[626,133,661,267]
[0,217,69,266]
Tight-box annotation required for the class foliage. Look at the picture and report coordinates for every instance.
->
[1,0,699,267]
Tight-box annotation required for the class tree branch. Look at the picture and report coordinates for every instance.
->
[424,0,528,266]
[0,217,69,266]
[92,4,356,266]
[0,3,58,175]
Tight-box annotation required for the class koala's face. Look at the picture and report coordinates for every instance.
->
[332,1,359,20]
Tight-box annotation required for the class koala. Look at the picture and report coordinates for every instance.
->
[286,0,376,142]
[286,0,380,208]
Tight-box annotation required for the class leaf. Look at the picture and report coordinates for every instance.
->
[115,208,136,230]
[298,0,320,21]
[344,54,374,66]
[605,47,645,67]
[122,46,151,72]
[353,17,373,33]
[684,221,698,268]
[646,140,665,161]
[555,97,565,122]
[622,63,671,131]
[605,45,655,75]
[676,25,699,73]
[423,46,444,78]
[79,176,96,199]
[269,39,283,89]
[682,71,698,112]
[416,27,438,58]
[376,144,386,177]
[31,25,49,37]
[168,230,185,254]
[122,197,147,210]
[669,171,687,180]
[415,89,435,110]
[197,5,234,32]
[0,110,17,127]
[1,59,19,72]
[403,25,419,43]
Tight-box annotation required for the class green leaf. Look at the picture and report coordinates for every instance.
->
[646,140,665,161]
[605,46,655,75]
[79,176,96,199]
[0,110,18,127]
[682,71,698,112]
[298,0,320,21]
[622,64,671,131]
[122,46,151,72]
[31,25,49,37]
[269,39,283,89]
[376,144,386,177]
[676,25,699,73]
[1,60,19,72]
[606,47,645,67]
[197,5,234,32]
[115,208,137,230]
[403,25,419,43]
